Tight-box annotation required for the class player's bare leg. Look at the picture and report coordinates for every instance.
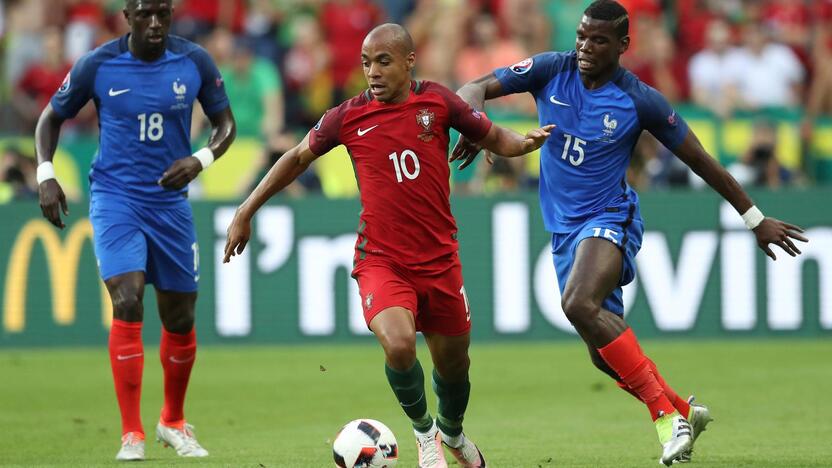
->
[562,239,691,465]
[424,332,486,468]
[153,290,207,457]
[371,307,446,468]
[106,272,147,461]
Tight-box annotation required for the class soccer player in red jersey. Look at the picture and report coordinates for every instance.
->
[224,23,552,468]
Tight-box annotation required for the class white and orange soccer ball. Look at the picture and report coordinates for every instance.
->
[332,419,398,468]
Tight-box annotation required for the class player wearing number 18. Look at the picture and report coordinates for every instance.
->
[34,0,236,461]
[224,23,552,468]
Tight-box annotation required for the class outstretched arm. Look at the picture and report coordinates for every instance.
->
[34,103,69,229]
[159,107,237,190]
[673,130,808,259]
[452,73,509,169]
[223,132,319,262]
[476,124,554,158]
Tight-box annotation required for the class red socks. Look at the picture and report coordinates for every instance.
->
[613,359,692,419]
[598,328,676,420]
[109,320,144,436]
[159,327,197,427]
[647,358,691,419]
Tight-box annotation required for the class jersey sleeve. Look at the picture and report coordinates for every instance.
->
[634,84,690,151]
[190,47,230,116]
[308,104,346,156]
[50,52,98,119]
[433,84,493,142]
[493,52,569,95]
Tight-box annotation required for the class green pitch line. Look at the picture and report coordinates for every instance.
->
[1,339,830,467]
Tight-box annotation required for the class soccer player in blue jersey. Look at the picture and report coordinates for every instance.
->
[34,0,235,461]
[453,1,808,465]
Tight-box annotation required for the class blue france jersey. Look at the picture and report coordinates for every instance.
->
[494,51,689,232]
[51,35,229,204]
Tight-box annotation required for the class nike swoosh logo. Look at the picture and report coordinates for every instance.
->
[109,88,131,97]
[116,353,143,361]
[357,125,379,136]
[549,96,571,106]
[169,355,195,364]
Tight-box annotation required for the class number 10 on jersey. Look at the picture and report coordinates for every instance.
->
[388,150,421,183]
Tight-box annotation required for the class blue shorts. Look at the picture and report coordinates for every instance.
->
[551,206,643,315]
[89,195,199,292]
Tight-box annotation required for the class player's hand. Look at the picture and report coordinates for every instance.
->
[450,135,493,170]
[223,208,252,263]
[752,217,808,260]
[38,179,68,229]
[159,156,202,190]
[521,124,556,153]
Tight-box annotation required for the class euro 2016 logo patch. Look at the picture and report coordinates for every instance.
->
[314,112,326,131]
[510,57,534,75]
[58,72,71,94]
[416,108,435,142]
[667,111,678,126]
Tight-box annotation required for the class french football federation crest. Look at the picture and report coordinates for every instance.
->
[416,109,435,142]
[603,113,618,136]
[173,79,187,101]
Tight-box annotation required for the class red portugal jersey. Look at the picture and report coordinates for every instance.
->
[309,80,493,269]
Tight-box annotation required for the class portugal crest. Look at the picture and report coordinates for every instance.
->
[416,109,435,142]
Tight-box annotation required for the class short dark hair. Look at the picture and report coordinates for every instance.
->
[584,0,629,38]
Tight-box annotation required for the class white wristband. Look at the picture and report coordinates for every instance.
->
[741,205,765,230]
[192,147,215,170]
[36,161,57,184]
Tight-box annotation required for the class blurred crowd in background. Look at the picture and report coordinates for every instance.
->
[1,0,832,203]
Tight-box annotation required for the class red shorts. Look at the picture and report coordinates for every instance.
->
[352,256,471,336]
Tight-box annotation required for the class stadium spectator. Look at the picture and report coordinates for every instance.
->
[205,29,300,196]
[62,0,106,62]
[802,0,832,141]
[320,0,384,102]
[627,21,686,102]
[724,22,805,111]
[688,19,736,118]
[0,145,37,202]
[208,29,284,139]
[283,14,333,128]
[728,118,791,189]
[12,27,71,132]
[242,0,284,65]
[501,0,550,54]
[761,0,811,61]
[456,13,526,86]
[171,0,246,40]
[3,0,55,90]
[543,0,593,52]
[675,0,722,57]
[406,0,471,84]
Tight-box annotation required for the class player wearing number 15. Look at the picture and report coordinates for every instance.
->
[453,1,808,465]
[34,0,236,461]
[224,23,551,468]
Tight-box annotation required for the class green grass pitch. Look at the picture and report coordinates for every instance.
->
[1,339,830,467]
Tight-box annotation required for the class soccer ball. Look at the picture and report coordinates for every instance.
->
[332,419,398,468]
